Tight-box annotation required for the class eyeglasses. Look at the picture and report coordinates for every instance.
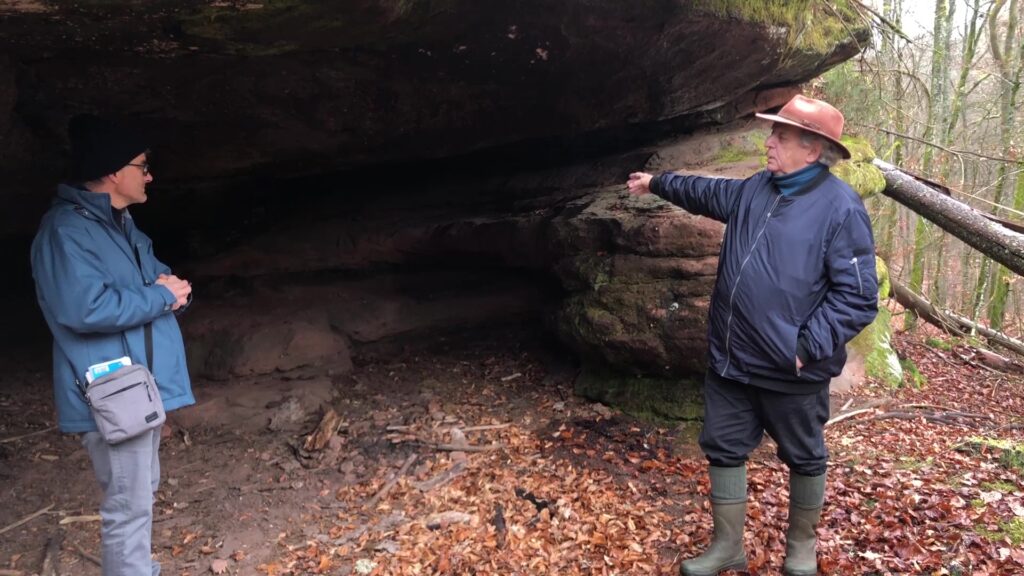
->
[126,162,150,176]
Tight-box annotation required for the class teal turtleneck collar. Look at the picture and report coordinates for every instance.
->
[772,162,828,196]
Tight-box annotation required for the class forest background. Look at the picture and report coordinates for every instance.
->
[822,0,1024,335]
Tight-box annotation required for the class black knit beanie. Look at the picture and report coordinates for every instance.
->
[68,114,149,182]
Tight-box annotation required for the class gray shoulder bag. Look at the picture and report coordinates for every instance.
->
[75,323,166,444]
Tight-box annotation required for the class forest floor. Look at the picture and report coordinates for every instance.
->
[1,322,1023,576]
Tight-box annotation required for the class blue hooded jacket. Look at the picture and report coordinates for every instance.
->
[31,183,195,433]
[651,168,879,393]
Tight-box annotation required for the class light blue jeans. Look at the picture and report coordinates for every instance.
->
[82,428,161,576]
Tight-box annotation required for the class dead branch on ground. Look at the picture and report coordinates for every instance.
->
[71,542,101,566]
[367,453,418,510]
[0,426,57,445]
[0,504,54,537]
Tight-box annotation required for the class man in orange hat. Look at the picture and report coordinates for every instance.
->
[627,94,878,576]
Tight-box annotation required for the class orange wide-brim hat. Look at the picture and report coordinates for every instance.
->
[755,94,852,159]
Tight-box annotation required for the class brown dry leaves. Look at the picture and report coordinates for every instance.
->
[263,331,1023,575]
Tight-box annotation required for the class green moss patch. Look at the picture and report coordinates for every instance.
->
[957,438,1024,474]
[925,337,953,351]
[691,0,865,54]
[833,138,885,199]
[899,358,927,389]
[574,366,704,424]
[977,518,1024,546]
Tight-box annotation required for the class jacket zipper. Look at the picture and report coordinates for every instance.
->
[723,194,783,375]
[851,257,863,295]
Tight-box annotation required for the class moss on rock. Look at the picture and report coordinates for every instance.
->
[847,258,901,387]
[834,137,885,199]
[575,366,704,424]
[691,0,865,54]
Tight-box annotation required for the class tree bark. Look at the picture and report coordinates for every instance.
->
[874,159,1024,277]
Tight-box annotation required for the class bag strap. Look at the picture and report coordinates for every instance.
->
[134,244,155,371]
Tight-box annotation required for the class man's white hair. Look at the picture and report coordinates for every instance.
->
[799,132,844,167]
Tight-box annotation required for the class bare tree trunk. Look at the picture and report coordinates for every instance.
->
[932,0,981,305]
[983,0,1022,329]
[874,159,1024,277]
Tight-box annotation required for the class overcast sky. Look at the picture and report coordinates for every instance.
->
[877,0,975,40]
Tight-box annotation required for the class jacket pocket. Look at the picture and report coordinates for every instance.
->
[741,311,800,376]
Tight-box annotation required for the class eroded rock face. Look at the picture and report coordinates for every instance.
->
[549,190,721,375]
[1,0,867,237]
[4,2,876,405]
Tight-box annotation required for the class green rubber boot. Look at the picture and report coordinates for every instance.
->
[783,472,826,576]
[680,466,748,576]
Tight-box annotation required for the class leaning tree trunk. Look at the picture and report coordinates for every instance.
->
[873,159,1024,277]
[891,279,1024,357]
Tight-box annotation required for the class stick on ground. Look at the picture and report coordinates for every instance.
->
[0,504,55,537]
[0,426,57,445]
[367,453,417,509]
[71,542,101,566]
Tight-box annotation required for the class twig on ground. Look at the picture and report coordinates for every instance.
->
[421,442,502,453]
[367,453,418,509]
[424,511,474,530]
[825,408,878,427]
[867,411,978,427]
[71,542,101,566]
[0,570,25,576]
[458,423,512,433]
[0,426,57,445]
[411,461,467,492]
[0,504,54,537]
[58,515,101,525]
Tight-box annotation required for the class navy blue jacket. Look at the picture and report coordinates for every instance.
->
[31,184,195,433]
[651,168,878,393]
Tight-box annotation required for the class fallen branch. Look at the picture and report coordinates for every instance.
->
[966,345,1024,373]
[825,408,878,427]
[71,542,101,566]
[0,570,25,576]
[901,403,994,418]
[825,399,891,427]
[411,461,467,492]
[868,411,978,428]
[333,512,405,546]
[0,504,54,537]
[302,408,346,452]
[58,515,101,526]
[0,426,57,445]
[366,453,418,509]
[874,159,1024,276]
[458,423,512,433]
[421,442,502,453]
[424,511,474,530]
[890,280,1024,359]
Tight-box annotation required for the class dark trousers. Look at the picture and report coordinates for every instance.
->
[699,372,830,477]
